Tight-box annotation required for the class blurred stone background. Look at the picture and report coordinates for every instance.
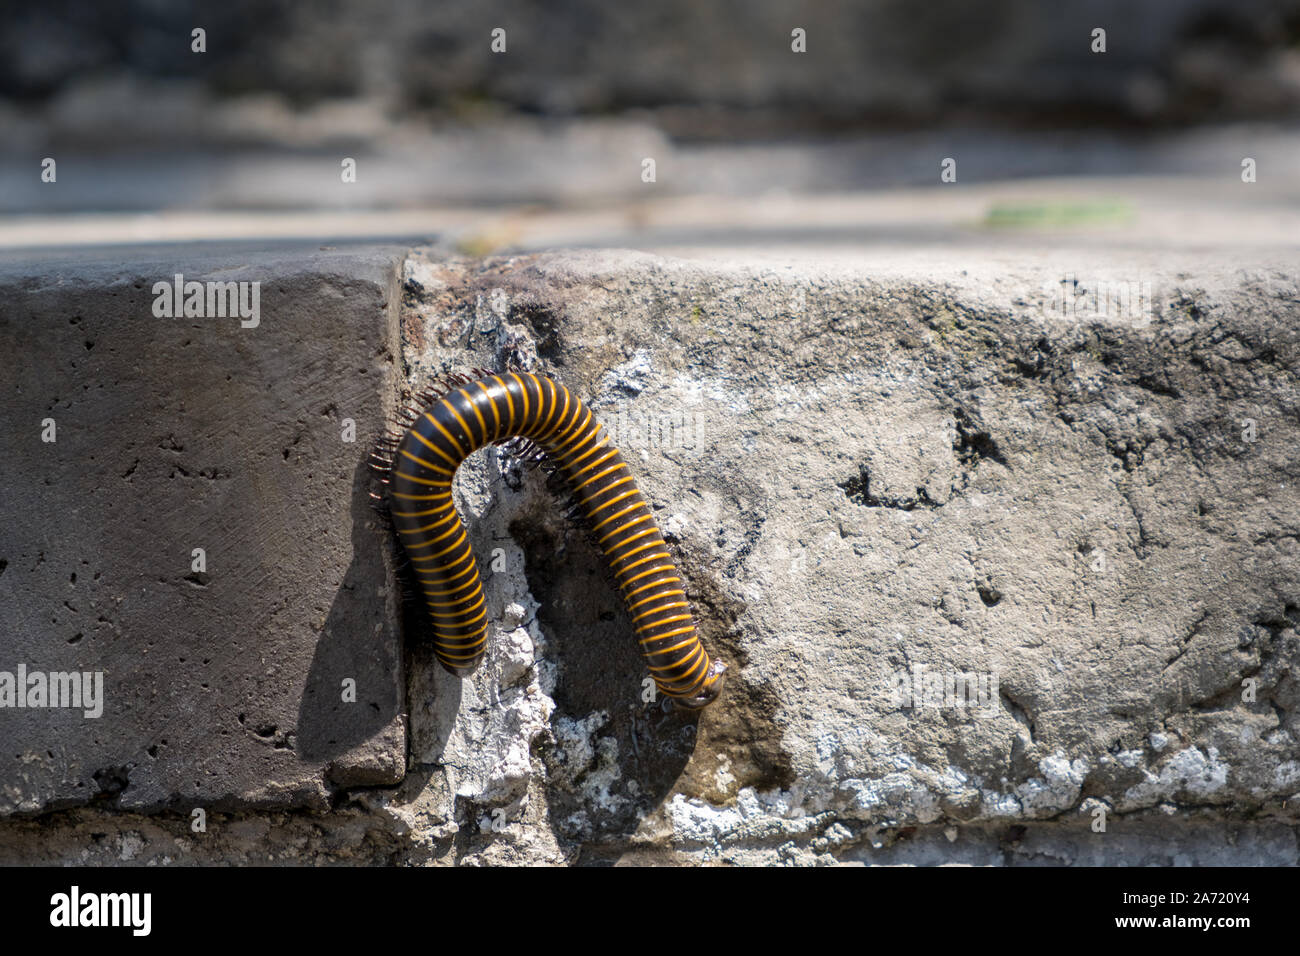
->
[4,0,1300,130]
[2,0,1300,224]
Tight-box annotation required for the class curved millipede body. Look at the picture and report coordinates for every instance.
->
[379,370,726,708]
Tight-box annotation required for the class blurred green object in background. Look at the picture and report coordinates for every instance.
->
[982,198,1135,229]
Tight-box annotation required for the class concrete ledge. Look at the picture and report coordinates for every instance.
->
[1,240,1298,865]
[0,242,407,813]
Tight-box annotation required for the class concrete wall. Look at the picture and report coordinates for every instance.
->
[2,242,1297,863]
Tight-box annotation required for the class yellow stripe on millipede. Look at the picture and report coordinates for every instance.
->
[572,461,623,493]
[627,588,685,612]
[429,612,485,628]
[392,505,454,518]
[490,376,515,431]
[406,509,459,535]
[403,516,460,538]
[659,647,708,683]
[408,425,460,467]
[404,525,466,553]
[611,546,668,575]
[631,600,688,622]
[455,388,488,441]
[553,435,600,474]
[444,400,475,448]
[641,634,698,657]
[587,493,641,522]
[538,380,570,440]
[635,612,693,633]
[648,644,704,671]
[436,635,487,650]
[578,475,634,510]
[408,529,467,560]
[596,508,648,541]
[564,434,609,471]
[622,570,679,594]
[638,625,697,643]
[602,526,658,556]
[549,409,592,456]
[432,544,473,568]
[437,645,487,661]
[426,592,483,609]
[558,417,602,455]
[415,554,477,580]
[426,412,468,458]
[591,498,641,532]
[429,605,487,625]
[570,448,619,481]
[419,579,481,597]
[474,381,500,440]
[413,554,475,575]
[394,469,451,487]
[676,652,710,685]
[509,373,530,424]
[399,448,454,475]
[526,374,547,429]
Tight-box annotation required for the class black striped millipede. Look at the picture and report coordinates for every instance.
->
[372,369,727,709]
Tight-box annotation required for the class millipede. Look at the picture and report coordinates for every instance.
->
[371,369,727,709]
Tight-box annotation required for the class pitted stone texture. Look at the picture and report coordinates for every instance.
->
[0,242,407,814]
[397,247,1300,857]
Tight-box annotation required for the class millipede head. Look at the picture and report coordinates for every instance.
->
[671,657,728,710]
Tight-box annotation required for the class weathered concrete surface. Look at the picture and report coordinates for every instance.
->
[0,804,1295,865]
[0,242,407,814]
[2,242,1299,864]
[380,247,1300,862]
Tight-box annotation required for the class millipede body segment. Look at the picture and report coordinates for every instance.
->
[380,371,726,708]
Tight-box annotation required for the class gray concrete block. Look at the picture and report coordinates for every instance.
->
[0,242,408,814]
